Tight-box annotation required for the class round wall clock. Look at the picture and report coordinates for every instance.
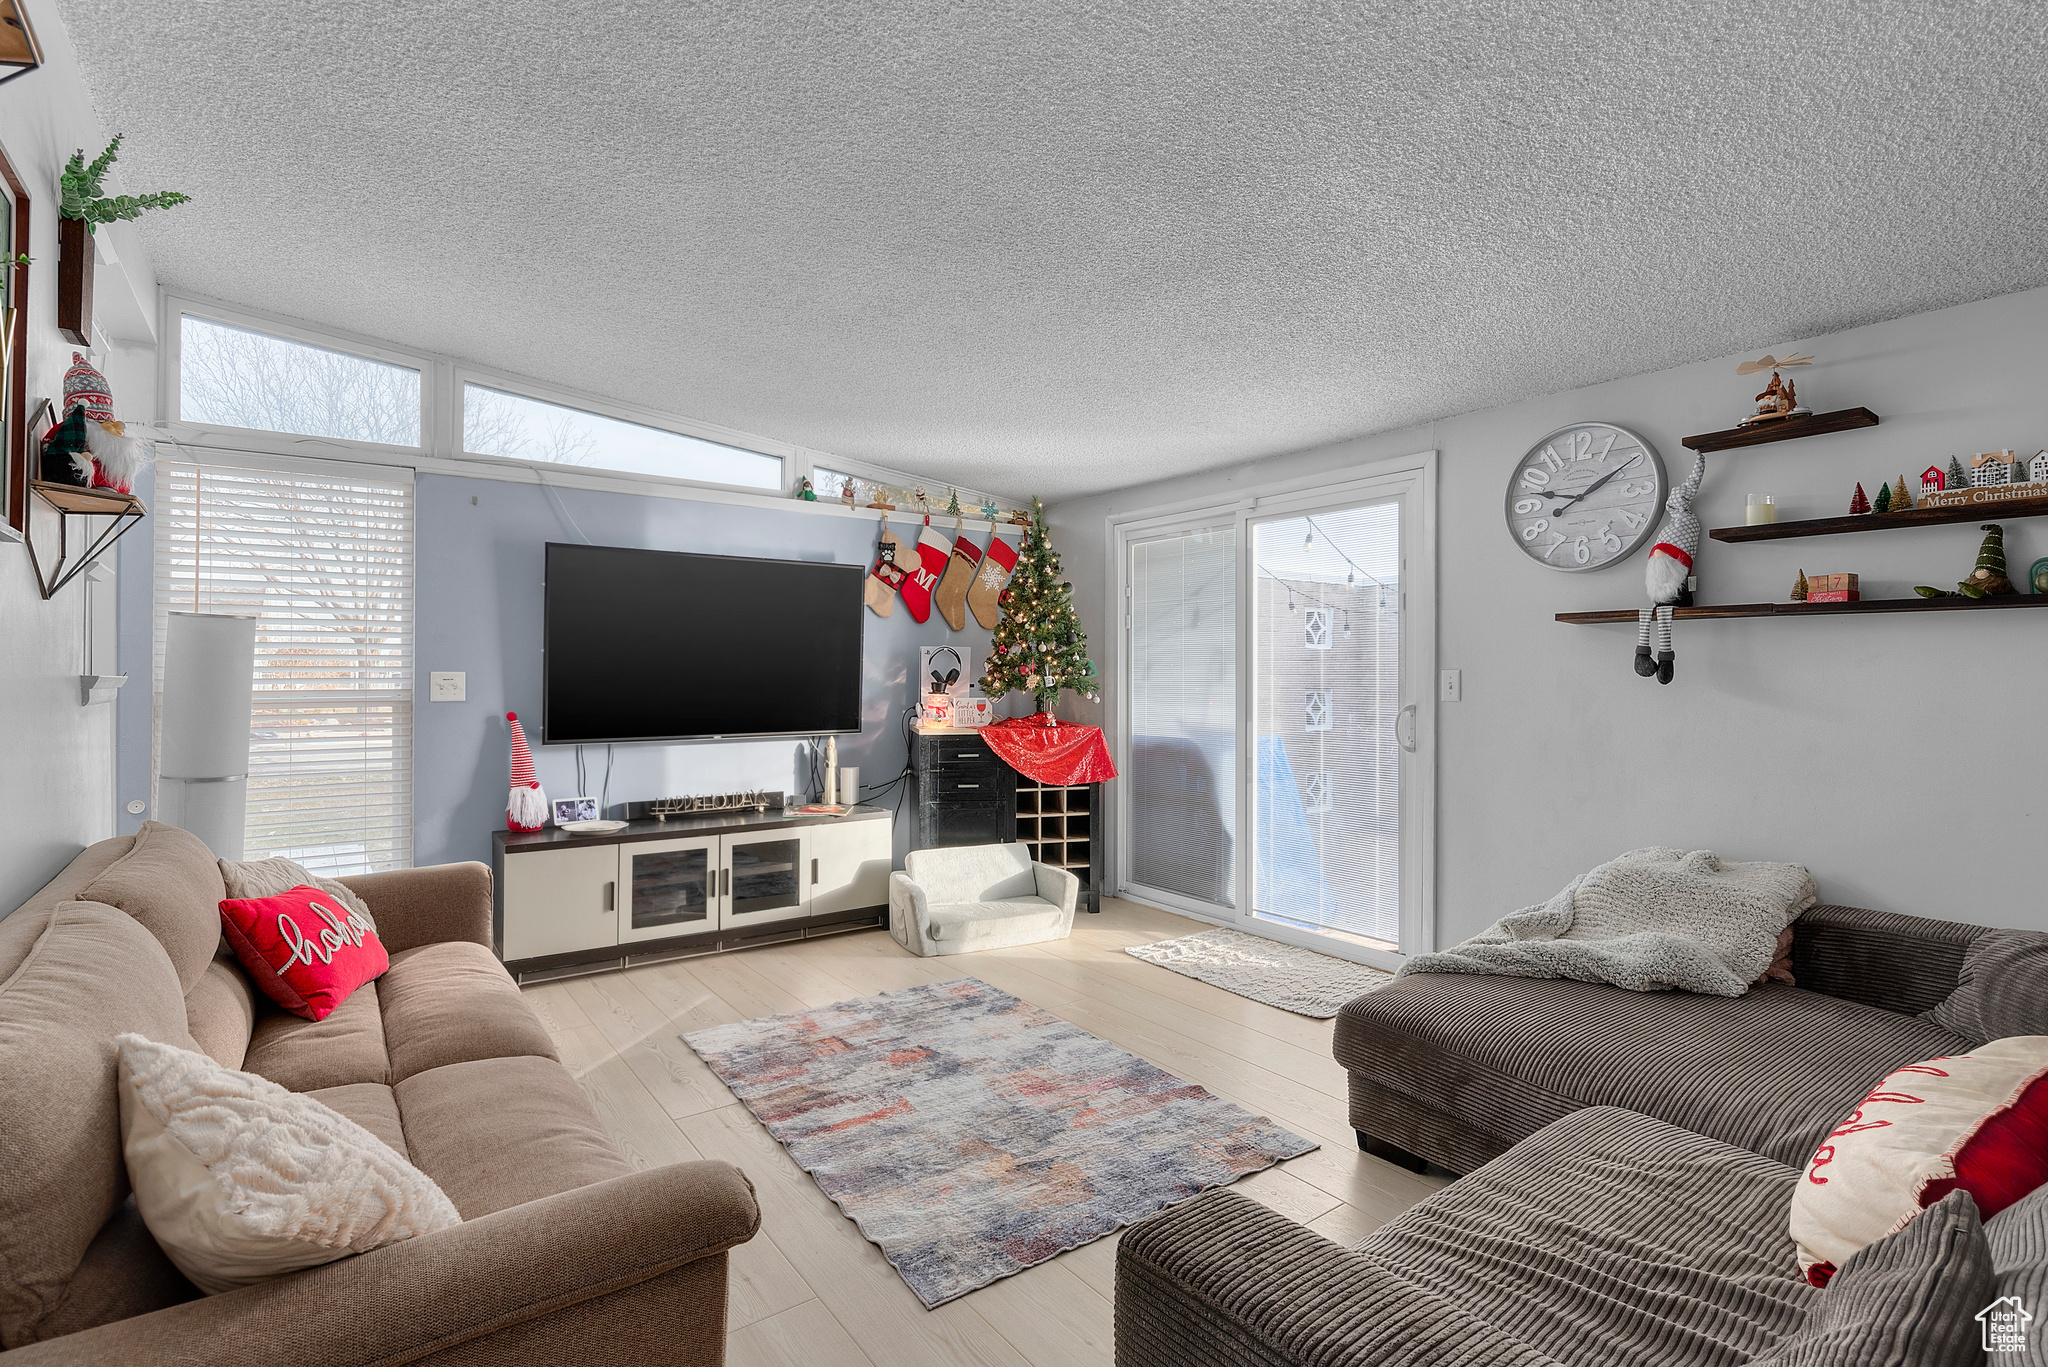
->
[1504,423,1668,572]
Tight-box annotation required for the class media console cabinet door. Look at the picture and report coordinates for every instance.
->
[806,819,893,917]
[502,845,620,961]
[719,832,808,931]
[620,835,720,944]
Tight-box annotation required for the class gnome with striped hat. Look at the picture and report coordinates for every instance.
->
[505,712,548,831]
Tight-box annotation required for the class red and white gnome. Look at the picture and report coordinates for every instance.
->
[1635,452,1705,685]
[505,711,548,831]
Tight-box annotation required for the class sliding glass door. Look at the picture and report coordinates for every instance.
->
[1250,500,1403,950]
[1126,525,1238,907]
[1115,458,1435,966]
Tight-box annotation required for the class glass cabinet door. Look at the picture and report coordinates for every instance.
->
[619,838,718,943]
[723,835,806,927]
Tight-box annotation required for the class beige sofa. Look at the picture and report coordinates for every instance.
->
[0,822,760,1366]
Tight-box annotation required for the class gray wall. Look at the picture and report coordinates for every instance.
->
[412,473,995,870]
[1049,284,2048,945]
[0,21,160,915]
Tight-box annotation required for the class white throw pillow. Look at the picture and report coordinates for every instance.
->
[116,1033,461,1293]
[1791,1036,2048,1287]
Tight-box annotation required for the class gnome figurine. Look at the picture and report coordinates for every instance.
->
[505,712,549,831]
[1634,451,1705,685]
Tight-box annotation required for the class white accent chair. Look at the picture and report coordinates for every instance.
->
[888,844,1081,957]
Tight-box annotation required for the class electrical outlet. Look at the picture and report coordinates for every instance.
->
[1438,669,1462,703]
[429,671,467,702]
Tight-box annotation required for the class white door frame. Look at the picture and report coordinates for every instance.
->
[1109,450,1437,969]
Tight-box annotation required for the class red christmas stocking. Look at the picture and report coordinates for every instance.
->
[934,532,982,630]
[968,536,1019,630]
[865,522,907,616]
[900,524,950,624]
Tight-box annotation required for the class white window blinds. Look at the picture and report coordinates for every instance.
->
[1127,526,1238,907]
[152,459,415,875]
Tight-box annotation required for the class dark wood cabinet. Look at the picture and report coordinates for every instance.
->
[911,729,1016,851]
[910,728,1101,914]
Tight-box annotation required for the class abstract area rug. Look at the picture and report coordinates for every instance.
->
[1125,928,1393,1018]
[683,977,1316,1306]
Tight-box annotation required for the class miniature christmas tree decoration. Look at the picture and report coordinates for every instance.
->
[946,488,962,517]
[1947,456,1968,492]
[1890,476,1911,512]
[1849,483,1870,514]
[1791,569,1808,602]
[980,498,1098,714]
[1872,482,1891,514]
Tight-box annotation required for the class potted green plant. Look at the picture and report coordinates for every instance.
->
[56,135,189,344]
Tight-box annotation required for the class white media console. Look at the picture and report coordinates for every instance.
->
[490,806,894,981]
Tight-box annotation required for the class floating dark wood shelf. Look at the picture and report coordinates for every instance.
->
[1708,493,2048,543]
[1681,407,1880,453]
[1557,595,2048,624]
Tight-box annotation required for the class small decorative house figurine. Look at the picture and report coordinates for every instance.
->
[1921,465,1946,494]
[1971,451,2018,487]
[1739,370,1811,427]
[2030,451,2048,485]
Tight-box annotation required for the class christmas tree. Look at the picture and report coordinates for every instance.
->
[1891,476,1911,511]
[980,497,1098,716]
[1849,483,1870,514]
[1872,481,1892,513]
[1947,456,1968,490]
[1791,568,1808,601]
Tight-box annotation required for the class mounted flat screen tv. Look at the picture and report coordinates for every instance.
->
[543,542,865,743]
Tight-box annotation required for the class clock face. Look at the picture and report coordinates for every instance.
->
[1504,423,1668,572]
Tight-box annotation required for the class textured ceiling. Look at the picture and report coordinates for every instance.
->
[53,1,2048,500]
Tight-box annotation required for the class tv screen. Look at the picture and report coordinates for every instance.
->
[543,543,865,743]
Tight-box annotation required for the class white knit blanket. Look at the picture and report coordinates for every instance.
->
[1399,848,1817,996]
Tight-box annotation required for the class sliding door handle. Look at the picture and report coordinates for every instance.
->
[1395,704,1418,753]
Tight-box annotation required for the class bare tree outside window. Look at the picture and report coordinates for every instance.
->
[179,315,422,446]
[461,382,781,489]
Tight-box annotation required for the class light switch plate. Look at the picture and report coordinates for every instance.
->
[1438,669,1462,703]
[429,671,466,702]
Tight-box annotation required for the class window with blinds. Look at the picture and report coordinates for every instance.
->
[152,460,415,875]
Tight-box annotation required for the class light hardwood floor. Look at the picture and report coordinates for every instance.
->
[520,896,1447,1367]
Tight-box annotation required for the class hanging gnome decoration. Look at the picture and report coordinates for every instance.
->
[1634,452,1705,685]
[504,711,549,831]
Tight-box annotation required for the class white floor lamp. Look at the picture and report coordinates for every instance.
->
[156,611,257,859]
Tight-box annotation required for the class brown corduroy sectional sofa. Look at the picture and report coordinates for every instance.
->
[0,822,760,1366]
[1116,901,2048,1366]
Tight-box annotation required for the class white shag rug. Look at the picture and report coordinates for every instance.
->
[1125,928,1394,1018]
